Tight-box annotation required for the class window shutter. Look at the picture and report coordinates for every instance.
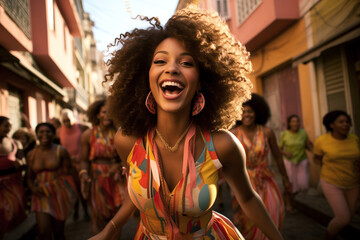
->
[323,48,347,112]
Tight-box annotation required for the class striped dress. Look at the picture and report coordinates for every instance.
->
[30,146,77,220]
[127,125,244,239]
[89,126,126,233]
[0,138,26,235]
[232,125,285,240]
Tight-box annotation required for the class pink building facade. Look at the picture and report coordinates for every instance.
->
[0,0,104,134]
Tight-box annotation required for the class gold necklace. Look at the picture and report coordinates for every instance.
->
[155,123,192,152]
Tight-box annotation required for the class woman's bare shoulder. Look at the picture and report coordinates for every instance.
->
[114,128,138,160]
[212,130,245,167]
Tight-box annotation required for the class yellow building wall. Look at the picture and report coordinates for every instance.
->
[249,18,314,137]
[310,0,359,45]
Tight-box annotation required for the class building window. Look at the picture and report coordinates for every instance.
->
[236,0,262,26]
[47,0,54,30]
[216,0,230,19]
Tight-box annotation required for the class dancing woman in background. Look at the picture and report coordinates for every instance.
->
[90,5,284,240]
[0,116,26,239]
[59,109,89,220]
[280,114,313,194]
[27,123,77,240]
[79,99,126,235]
[314,110,360,239]
[231,93,292,240]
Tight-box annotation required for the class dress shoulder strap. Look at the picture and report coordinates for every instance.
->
[199,129,222,169]
[200,128,216,152]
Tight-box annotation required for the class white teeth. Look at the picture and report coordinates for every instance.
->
[161,81,183,89]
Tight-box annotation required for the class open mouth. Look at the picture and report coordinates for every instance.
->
[160,81,184,96]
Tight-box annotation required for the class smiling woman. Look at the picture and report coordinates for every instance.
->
[314,110,360,239]
[26,123,78,240]
[89,5,285,240]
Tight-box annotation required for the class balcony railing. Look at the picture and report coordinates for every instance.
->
[236,0,262,26]
[0,0,31,39]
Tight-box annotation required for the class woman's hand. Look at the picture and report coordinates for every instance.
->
[80,171,91,199]
[109,163,121,181]
[283,151,293,159]
[88,220,119,240]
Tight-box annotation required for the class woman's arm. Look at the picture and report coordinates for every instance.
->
[313,154,323,165]
[78,129,92,199]
[26,150,43,196]
[89,190,137,240]
[214,130,284,240]
[14,139,26,170]
[305,138,313,152]
[265,127,291,194]
[61,146,78,183]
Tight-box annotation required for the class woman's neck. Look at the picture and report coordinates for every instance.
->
[331,131,347,140]
[156,112,192,143]
[39,142,53,149]
[289,128,299,133]
[242,123,257,131]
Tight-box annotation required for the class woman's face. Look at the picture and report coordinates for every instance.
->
[62,115,72,128]
[242,105,256,126]
[289,117,300,131]
[36,125,54,145]
[149,38,200,115]
[330,114,351,136]
[97,105,112,127]
[0,120,11,137]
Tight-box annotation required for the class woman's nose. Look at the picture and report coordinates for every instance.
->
[165,61,179,75]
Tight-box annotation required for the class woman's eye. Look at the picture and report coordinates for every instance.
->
[153,60,165,64]
[181,61,194,67]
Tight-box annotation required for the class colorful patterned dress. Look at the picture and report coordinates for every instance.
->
[0,138,26,235]
[30,146,77,220]
[127,125,243,239]
[232,125,284,240]
[89,126,126,233]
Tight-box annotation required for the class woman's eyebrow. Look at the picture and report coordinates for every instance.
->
[153,50,168,56]
[153,51,192,57]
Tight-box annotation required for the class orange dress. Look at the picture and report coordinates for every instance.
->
[232,125,285,240]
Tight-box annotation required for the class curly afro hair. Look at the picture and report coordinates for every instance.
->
[322,110,351,132]
[87,99,106,125]
[236,93,271,126]
[104,5,253,137]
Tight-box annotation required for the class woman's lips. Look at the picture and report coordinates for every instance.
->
[160,79,185,100]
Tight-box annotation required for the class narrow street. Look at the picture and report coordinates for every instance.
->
[4,159,359,240]
[4,185,327,240]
